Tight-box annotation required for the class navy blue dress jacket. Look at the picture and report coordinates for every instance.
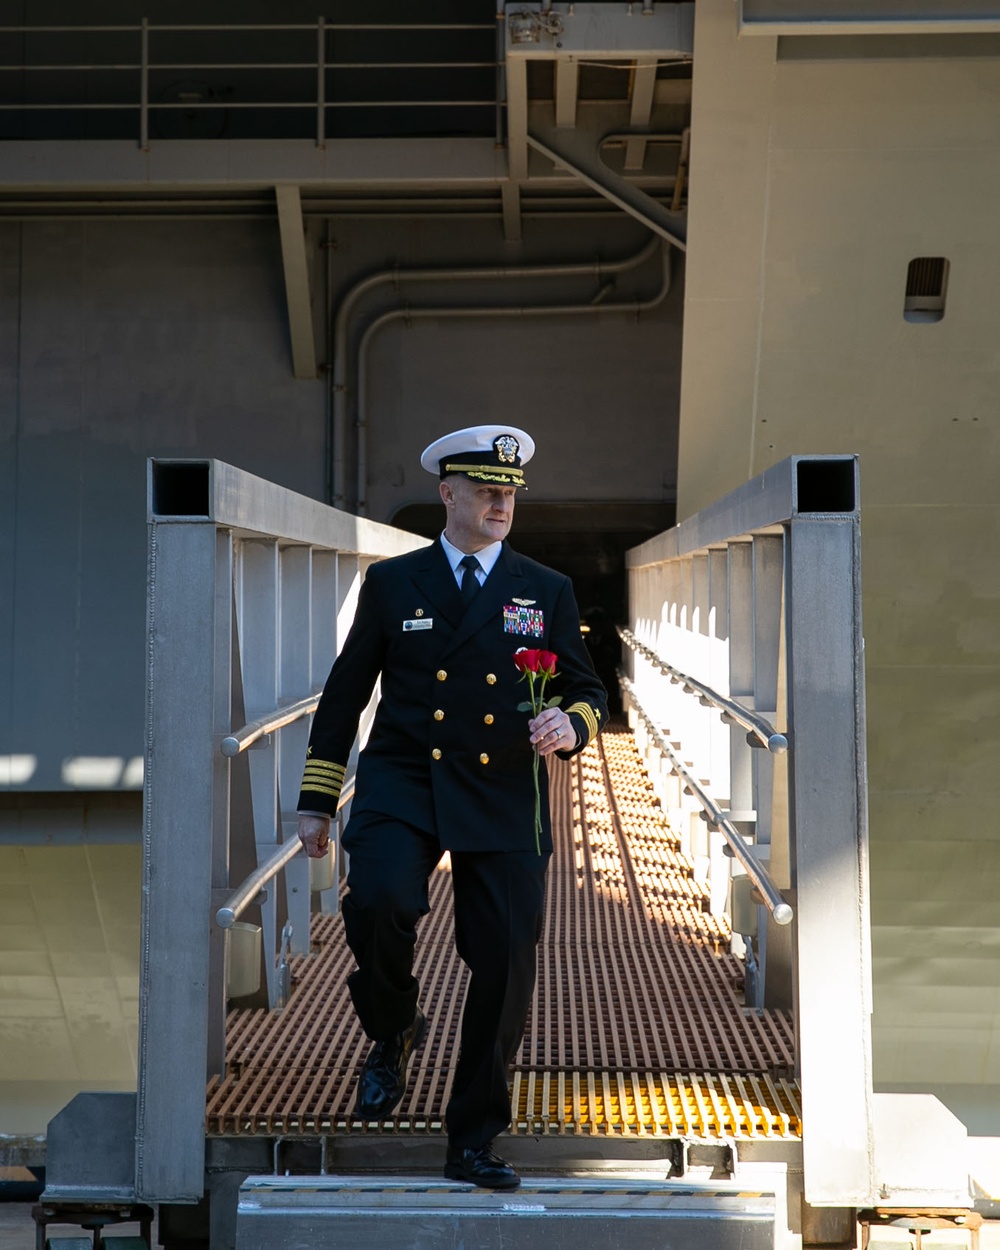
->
[297,538,608,853]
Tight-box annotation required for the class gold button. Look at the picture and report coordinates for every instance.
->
[434,709,444,721]
[432,748,442,761]
[415,608,424,617]
[486,673,497,685]
[483,714,494,725]
[437,670,447,682]
[480,753,489,765]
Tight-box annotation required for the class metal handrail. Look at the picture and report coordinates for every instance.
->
[220,694,321,757]
[619,672,793,926]
[215,777,355,929]
[618,626,788,754]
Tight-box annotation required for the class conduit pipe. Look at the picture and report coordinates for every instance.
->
[328,235,661,509]
[352,239,671,515]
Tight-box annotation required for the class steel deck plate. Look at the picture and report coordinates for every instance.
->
[235,1173,778,1250]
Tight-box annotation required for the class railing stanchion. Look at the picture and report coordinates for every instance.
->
[316,16,326,149]
[139,17,149,151]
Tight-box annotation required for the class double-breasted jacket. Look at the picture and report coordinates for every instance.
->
[298,538,608,853]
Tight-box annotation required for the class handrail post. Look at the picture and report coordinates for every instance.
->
[139,17,149,151]
[316,16,326,148]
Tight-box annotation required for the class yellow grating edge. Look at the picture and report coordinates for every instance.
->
[205,1070,801,1139]
[510,1070,801,1140]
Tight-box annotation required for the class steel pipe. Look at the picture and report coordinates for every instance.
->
[329,235,661,508]
[220,693,320,757]
[619,671,793,926]
[215,779,355,929]
[215,838,302,930]
[350,238,670,514]
[618,625,788,753]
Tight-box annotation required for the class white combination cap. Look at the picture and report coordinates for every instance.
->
[419,425,535,488]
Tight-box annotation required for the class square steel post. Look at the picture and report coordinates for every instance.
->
[786,511,873,1206]
[239,539,281,1004]
[207,533,234,1077]
[136,520,220,1202]
[279,544,313,955]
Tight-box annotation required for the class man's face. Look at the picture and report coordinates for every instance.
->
[440,476,517,552]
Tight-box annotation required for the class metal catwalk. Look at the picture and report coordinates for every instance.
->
[206,725,800,1142]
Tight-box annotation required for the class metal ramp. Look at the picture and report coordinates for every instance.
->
[218,725,798,1247]
[234,1174,778,1250]
[207,726,798,1142]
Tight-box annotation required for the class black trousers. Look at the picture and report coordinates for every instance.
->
[341,810,550,1148]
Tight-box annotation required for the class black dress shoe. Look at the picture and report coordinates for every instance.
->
[444,1143,520,1190]
[355,1009,427,1119]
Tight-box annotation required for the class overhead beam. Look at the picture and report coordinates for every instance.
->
[506,53,529,181]
[0,137,509,191]
[554,58,579,129]
[504,2,694,59]
[501,180,522,242]
[625,57,658,172]
[275,184,318,381]
[740,0,1000,34]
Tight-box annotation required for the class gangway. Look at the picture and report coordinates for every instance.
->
[36,455,975,1250]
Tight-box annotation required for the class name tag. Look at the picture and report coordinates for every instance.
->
[403,618,433,631]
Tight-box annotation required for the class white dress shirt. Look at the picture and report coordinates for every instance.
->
[439,532,502,589]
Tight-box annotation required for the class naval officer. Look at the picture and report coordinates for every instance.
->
[297,425,607,1189]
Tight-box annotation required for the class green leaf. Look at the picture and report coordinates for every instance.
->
[517,701,533,713]
[544,696,563,709]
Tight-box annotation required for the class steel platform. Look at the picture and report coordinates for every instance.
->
[234,1173,780,1250]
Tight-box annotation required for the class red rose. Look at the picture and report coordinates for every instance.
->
[513,646,562,853]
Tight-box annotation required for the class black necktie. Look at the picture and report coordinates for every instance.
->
[459,554,482,607]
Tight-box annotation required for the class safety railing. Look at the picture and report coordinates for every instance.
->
[618,670,792,925]
[618,625,788,754]
[624,453,873,1207]
[219,693,321,758]
[215,778,355,931]
[137,457,427,1204]
[0,18,498,146]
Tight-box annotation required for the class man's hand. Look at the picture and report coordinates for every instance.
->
[529,709,578,757]
[298,813,332,858]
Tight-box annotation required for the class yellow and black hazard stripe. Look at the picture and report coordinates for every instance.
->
[565,701,601,746]
[300,757,347,801]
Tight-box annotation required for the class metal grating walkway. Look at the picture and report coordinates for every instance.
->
[206,725,799,1141]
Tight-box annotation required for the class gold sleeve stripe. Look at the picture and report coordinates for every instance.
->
[566,701,600,745]
[300,780,343,798]
[302,770,345,783]
[303,760,346,777]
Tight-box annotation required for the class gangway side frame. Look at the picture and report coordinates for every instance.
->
[135,458,428,1204]
[624,454,970,1211]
